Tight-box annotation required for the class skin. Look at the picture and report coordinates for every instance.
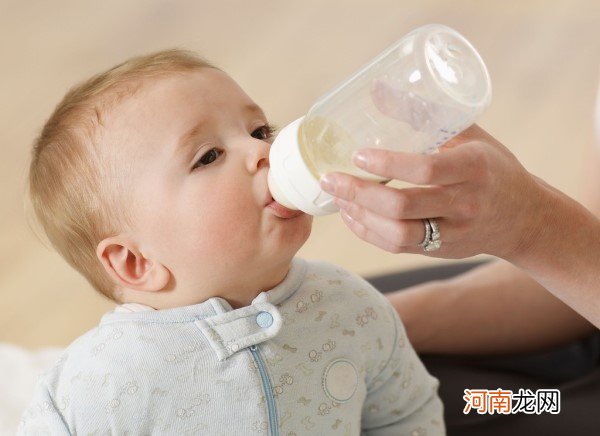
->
[95,69,313,310]
[319,125,544,260]
[387,260,596,355]
[320,124,600,351]
[391,139,600,355]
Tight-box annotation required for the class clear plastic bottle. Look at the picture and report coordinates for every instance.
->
[268,24,492,216]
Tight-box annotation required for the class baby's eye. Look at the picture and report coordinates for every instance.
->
[192,148,223,170]
[251,124,276,141]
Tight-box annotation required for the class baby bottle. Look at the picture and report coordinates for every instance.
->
[267,24,492,216]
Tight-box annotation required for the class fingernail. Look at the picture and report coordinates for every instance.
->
[352,151,369,168]
[340,209,355,222]
[320,174,337,194]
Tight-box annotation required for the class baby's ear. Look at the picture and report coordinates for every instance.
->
[96,236,170,292]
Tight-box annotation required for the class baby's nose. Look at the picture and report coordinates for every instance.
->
[246,140,270,173]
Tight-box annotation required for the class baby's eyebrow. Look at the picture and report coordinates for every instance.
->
[173,119,207,158]
[172,103,267,159]
[243,103,266,117]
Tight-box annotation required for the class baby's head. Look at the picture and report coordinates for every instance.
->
[28,49,313,309]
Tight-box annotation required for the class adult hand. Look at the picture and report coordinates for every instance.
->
[319,124,547,260]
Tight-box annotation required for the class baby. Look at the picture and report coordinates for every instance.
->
[19,49,445,435]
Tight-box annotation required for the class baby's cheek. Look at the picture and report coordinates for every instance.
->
[182,193,260,252]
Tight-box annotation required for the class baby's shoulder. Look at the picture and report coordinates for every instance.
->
[32,325,102,393]
[39,320,192,390]
[299,259,390,306]
[291,259,399,334]
[283,260,403,383]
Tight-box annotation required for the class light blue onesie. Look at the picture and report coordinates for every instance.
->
[18,257,445,435]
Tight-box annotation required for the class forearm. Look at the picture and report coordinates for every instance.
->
[582,142,600,216]
[507,176,600,329]
[387,259,596,355]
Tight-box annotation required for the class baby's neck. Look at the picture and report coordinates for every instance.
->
[116,260,292,311]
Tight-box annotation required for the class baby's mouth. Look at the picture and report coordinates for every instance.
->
[264,192,304,219]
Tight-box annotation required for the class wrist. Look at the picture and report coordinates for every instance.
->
[504,175,599,273]
[500,173,558,264]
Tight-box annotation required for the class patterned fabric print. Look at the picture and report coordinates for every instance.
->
[238,260,444,435]
[17,258,444,435]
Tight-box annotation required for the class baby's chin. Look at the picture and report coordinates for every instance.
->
[287,213,313,247]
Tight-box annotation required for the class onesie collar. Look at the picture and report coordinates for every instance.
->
[99,257,307,360]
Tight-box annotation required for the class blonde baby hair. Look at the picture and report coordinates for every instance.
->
[26,49,216,301]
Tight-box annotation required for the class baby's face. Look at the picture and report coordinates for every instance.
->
[102,68,312,308]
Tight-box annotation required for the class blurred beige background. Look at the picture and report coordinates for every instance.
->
[1,0,599,349]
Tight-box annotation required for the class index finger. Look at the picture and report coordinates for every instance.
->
[353,141,482,186]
